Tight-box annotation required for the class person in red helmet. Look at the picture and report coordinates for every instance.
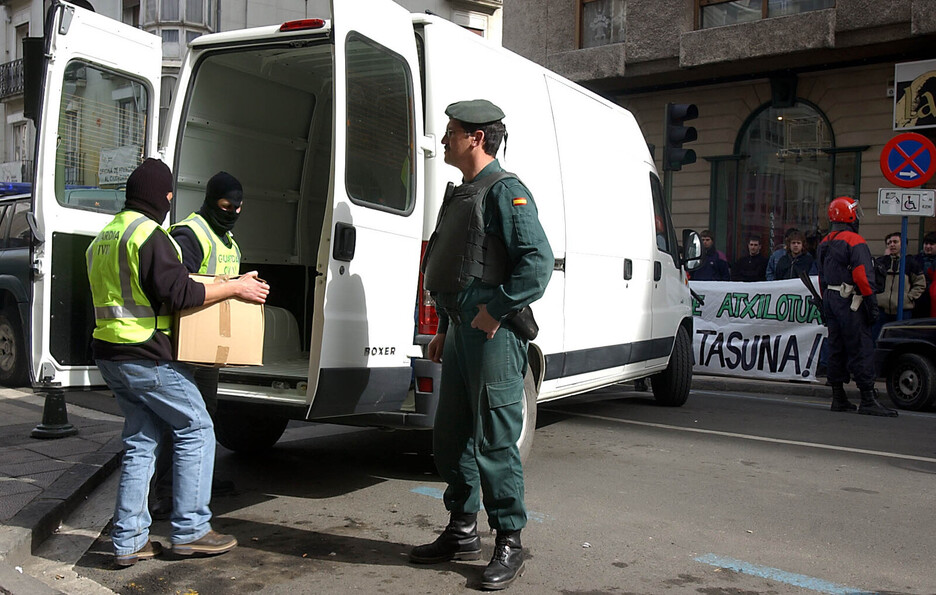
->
[816,196,897,416]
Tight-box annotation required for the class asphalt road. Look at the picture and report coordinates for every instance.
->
[23,383,936,594]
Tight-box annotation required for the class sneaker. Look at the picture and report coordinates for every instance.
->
[172,530,238,556]
[115,539,163,567]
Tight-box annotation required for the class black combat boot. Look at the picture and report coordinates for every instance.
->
[830,383,856,412]
[480,530,524,590]
[409,512,482,563]
[858,388,898,417]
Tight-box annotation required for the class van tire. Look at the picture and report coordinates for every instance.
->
[651,325,692,407]
[886,352,936,411]
[0,310,28,387]
[214,402,288,454]
[518,370,538,462]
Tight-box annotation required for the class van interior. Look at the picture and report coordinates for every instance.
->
[172,41,336,392]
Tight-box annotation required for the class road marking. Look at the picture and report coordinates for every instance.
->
[547,408,936,464]
[694,554,875,594]
[410,487,549,523]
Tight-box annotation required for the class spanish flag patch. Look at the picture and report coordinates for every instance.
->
[512,197,527,206]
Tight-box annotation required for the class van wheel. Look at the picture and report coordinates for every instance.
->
[652,326,692,407]
[0,310,28,387]
[518,370,538,463]
[214,402,288,454]
[886,353,936,411]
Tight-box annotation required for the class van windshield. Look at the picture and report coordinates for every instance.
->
[53,60,149,214]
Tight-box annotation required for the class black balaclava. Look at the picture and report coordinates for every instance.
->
[198,171,243,235]
[124,158,173,222]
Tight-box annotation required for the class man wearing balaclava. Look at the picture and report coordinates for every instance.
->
[148,172,246,518]
[87,159,269,567]
[170,171,244,276]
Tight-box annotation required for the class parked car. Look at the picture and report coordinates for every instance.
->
[0,192,35,386]
[874,318,936,411]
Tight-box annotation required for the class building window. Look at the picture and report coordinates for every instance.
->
[578,0,614,48]
[122,0,140,27]
[186,0,204,25]
[160,0,180,22]
[698,0,834,29]
[708,100,864,260]
[162,28,180,58]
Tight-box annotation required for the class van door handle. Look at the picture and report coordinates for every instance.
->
[654,261,662,281]
[333,222,356,262]
[623,258,632,280]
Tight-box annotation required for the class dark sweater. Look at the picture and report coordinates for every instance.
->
[92,209,206,361]
[731,253,768,282]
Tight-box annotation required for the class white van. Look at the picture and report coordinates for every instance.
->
[21,0,702,456]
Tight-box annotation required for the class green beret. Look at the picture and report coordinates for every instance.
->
[445,99,505,125]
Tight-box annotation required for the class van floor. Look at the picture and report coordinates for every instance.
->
[221,355,310,379]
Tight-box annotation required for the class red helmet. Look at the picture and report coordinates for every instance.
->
[828,196,862,223]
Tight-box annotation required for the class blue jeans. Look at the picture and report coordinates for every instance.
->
[97,359,215,554]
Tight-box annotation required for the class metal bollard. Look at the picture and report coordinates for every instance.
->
[31,387,78,439]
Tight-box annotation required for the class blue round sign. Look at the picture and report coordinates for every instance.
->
[881,133,936,188]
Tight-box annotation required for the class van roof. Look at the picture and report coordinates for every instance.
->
[189,19,333,47]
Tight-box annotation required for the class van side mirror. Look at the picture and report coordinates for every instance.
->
[682,230,702,271]
[23,37,45,123]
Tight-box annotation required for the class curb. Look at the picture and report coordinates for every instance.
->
[691,374,888,399]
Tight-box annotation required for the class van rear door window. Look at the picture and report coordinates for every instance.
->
[345,34,415,214]
[54,61,149,214]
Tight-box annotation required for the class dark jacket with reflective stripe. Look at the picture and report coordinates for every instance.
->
[816,224,875,297]
[92,209,206,361]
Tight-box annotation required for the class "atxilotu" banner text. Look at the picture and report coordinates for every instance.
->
[689,278,826,382]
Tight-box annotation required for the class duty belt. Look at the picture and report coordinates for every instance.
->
[440,307,467,326]
[827,283,864,311]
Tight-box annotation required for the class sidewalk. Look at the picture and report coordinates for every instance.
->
[0,387,123,594]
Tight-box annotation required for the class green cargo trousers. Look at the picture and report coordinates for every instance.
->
[433,319,528,532]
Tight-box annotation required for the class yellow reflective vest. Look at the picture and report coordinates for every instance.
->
[86,211,181,344]
[170,213,241,275]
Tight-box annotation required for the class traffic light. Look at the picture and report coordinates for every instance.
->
[663,103,698,171]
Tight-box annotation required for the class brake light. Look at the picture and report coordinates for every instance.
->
[416,376,433,393]
[417,241,438,335]
[280,18,326,32]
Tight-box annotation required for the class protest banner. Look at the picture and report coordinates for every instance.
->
[689,278,826,382]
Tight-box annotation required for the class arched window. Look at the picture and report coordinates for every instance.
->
[708,100,867,260]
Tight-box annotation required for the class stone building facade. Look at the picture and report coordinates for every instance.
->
[504,0,936,259]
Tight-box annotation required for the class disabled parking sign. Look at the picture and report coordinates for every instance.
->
[880,132,936,188]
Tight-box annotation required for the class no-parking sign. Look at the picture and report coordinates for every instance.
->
[880,132,936,188]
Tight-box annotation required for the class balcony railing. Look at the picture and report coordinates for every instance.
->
[0,59,24,100]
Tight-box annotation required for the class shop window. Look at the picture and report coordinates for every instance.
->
[698,0,834,29]
[708,100,865,260]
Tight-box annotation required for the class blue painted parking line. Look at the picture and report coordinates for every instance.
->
[694,554,876,595]
[411,486,549,523]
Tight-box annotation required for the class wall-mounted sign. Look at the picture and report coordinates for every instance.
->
[895,59,936,131]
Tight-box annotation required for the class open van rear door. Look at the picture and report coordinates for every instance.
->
[29,2,162,387]
[307,0,424,417]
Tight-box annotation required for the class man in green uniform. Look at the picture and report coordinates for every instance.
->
[150,172,246,517]
[411,100,553,590]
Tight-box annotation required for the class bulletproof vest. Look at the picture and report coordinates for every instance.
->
[421,171,514,295]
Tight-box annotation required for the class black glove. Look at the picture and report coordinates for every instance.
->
[862,296,879,326]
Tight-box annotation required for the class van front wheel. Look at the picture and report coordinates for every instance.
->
[214,402,288,454]
[517,370,538,463]
[652,325,692,407]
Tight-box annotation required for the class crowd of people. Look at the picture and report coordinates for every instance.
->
[690,226,936,321]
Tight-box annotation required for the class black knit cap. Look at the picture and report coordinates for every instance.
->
[125,158,173,221]
[205,171,243,208]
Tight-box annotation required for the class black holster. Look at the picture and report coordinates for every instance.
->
[503,306,538,341]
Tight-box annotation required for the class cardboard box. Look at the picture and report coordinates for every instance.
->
[174,274,264,366]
